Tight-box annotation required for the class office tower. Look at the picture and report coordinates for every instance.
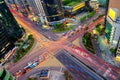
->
[41,0,64,24]
[26,0,64,25]
[105,0,120,49]
[0,67,14,80]
[0,0,23,61]
[98,0,107,7]
[0,22,14,61]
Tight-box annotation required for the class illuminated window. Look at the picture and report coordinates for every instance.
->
[0,13,2,17]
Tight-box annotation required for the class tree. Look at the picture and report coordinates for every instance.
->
[63,0,71,5]
[96,24,102,32]
[28,34,33,39]
[110,48,115,54]
[80,16,87,22]
[64,70,73,80]
[87,11,94,18]
[54,23,66,31]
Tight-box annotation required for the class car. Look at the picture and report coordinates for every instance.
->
[24,66,31,72]
[68,33,74,38]
[62,32,67,36]
[33,60,39,66]
[21,69,26,74]
[29,63,35,69]
[27,62,32,66]
[15,70,22,78]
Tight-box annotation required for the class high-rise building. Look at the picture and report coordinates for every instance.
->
[108,0,120,16]
[115,37,120,62]
[0,66,14,80]
[26,0,64,25]
[0,22,14,62]
[116,37,120,56]
[41,0,64,24]
[105,0,120,49]
[0,0,23,62]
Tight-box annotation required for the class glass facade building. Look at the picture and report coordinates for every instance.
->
[41,0,64,22]
[0,0,23,61]
[0,22,14,60]
[105,20,112,42]
[105,0,120,48]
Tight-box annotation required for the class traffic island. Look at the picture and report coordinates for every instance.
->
[82,32,95,54]
[14,34,34,63]
[80,11,95,22]
[72,38,80,47]
[52,23,75,33]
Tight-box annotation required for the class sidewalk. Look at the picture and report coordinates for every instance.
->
[74,10,104,27]
[91,37,102,58]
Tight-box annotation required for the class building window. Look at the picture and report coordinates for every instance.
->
[5,9,7,13]
[0,13,2,17]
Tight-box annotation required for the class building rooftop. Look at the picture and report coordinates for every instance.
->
[108,0,120,16]
[62,0,83,6]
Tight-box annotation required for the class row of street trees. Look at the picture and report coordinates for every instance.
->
[80,11,95,22]
[63,0,82,6]
[14,34,34,62]
[82,32,95,54]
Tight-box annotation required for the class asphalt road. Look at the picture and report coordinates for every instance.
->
[6,9,120,80]
[55,50,105,80]
[64,45,120,80]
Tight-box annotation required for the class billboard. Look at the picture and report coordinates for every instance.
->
[72,2,85,12]
[108,8,116,21]
[115,56,120,62]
